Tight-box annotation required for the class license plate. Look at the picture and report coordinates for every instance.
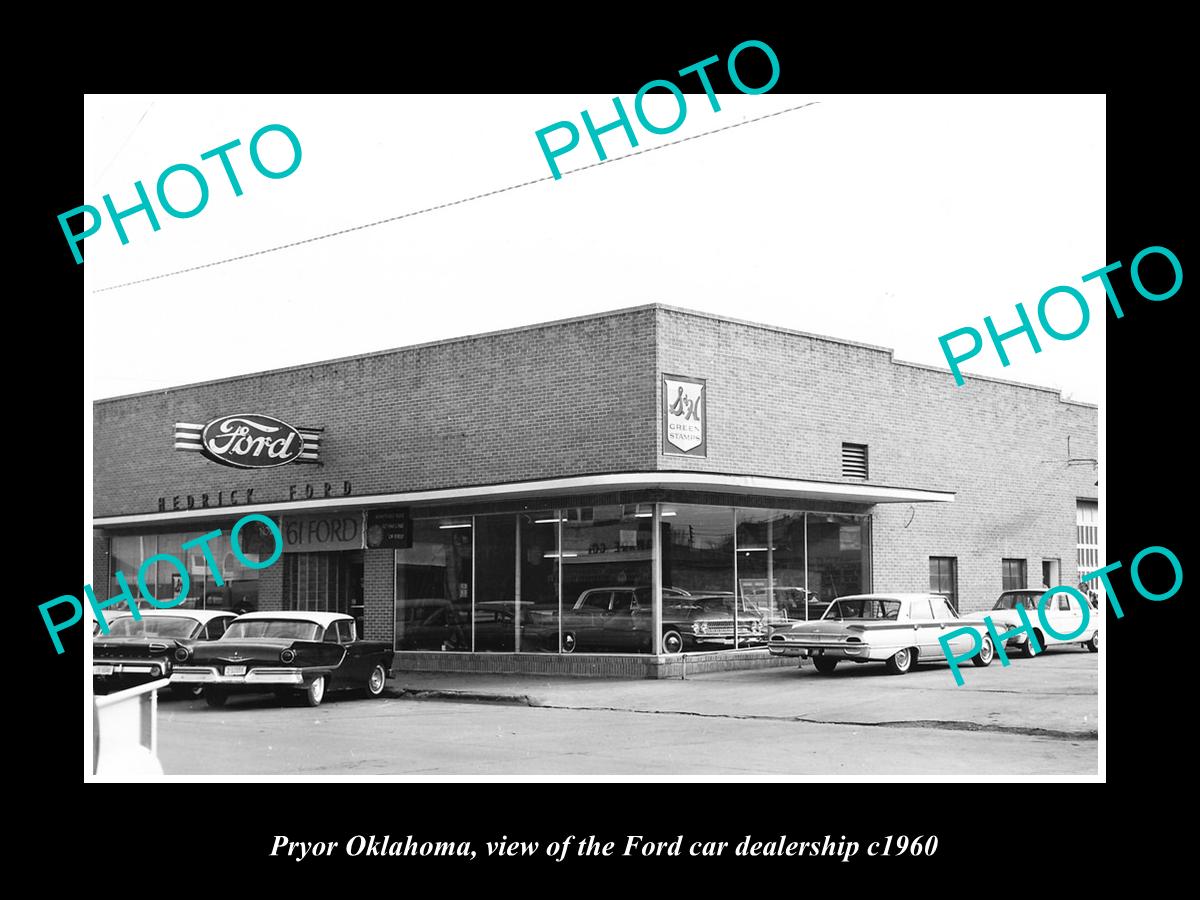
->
[93,664,114,676]
[225,665,247,676]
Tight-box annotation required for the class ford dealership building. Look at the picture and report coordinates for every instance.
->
[92,305,1099,677]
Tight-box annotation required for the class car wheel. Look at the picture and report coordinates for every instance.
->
[204,688,228,708]
[661,630,684,655]
[885,647,915,675]
[1087,632,1099,653]
[1021,631,1044,659]
[365,664,387,698]
[972,635,995,668]
[304,676,326,708]
[561,632,577,654]
[811,656,838,674]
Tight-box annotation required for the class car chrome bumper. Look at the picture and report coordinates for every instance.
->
[768,640,869,659]
[93,660,169,677]
[172,666,305,685]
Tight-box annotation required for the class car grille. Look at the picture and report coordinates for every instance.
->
[701,621,761,637]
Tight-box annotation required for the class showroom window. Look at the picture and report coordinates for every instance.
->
[806,513,870,604]
[395,519,474,652]
[394,504,871,656]
[929,557,958,611]
[735,509,807,625]
[109,525,271,613]
[1002,558,1027,591]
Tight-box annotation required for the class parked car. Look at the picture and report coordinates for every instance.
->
[93,609,239,698]
[395,598,470,651]
[767,593,995,675]
[989,588,1099,656]
[551,587,766,654]
[172,611,394,708]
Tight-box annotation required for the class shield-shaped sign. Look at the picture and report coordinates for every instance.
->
[663,375,706,456]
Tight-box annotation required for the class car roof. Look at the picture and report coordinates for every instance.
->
[107,609,237,624]
[232,611,351,627]
[1000,587,1052,593]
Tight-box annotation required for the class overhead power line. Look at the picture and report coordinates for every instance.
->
[92,101,820,294]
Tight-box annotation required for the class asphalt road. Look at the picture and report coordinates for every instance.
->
[156,649,1099,776]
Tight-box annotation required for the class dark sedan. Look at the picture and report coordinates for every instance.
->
[553,587,766,654]
[172,611,394,708]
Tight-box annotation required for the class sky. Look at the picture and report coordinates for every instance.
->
[82,94,1105,404]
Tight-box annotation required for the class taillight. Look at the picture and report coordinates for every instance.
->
[280,649,297,664]
[846,637,862,643]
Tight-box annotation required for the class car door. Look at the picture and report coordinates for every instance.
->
[322,621,356,688]
[602,590,647,651]
[908,597,939,658]
[1046,590,1083,645]
[931,597,975,657]
[568,592,610,649]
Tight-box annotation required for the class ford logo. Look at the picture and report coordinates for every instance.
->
[201,414,304,469]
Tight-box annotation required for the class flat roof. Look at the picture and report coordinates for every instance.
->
[93,303,1096,409]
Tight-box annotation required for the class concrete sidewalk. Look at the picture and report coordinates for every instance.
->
[389,649,1099,739]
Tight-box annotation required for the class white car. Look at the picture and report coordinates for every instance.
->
[767,593,994,675]
[988,588,1099,656]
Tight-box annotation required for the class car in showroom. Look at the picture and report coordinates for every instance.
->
[93,609,239,698]
[767,593,995,675]
[172,611,395,708]
[989,587,1099,656]
[551,587,767,654]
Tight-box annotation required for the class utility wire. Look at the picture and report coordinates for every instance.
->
[92,101,820,294]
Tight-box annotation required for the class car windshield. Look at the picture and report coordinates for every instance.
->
[224,620,322,641]
[993,593,1038,611]
[824,599,901,621]
[105,616,199,639]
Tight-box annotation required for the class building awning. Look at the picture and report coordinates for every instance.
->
[92,471,954,528]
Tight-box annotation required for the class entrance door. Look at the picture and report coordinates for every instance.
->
[1042,558,1060,589]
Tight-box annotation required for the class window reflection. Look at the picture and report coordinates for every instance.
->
[557,506,653,653]
[806,514,870,603]
[109,529,265,613]
[394,519,473,651]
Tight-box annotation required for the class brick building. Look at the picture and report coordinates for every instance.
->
[92,305,1098,677]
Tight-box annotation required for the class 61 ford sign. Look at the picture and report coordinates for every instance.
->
[174,414,322,469]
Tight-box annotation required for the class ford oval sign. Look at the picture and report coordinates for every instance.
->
[199,414,306,469]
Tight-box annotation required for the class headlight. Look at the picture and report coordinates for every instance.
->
[150,665,161,676]
[280,648,297,664]
[693,622,708,635]
[174,647,190,662]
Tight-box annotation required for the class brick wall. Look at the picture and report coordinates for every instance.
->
[94,308,659,517]
[93,531,109,598]
[655,308,1098,613]
[258,560,283,612]
[363,549,394,643]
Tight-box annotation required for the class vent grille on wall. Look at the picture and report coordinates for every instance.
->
[842,443,869,479]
